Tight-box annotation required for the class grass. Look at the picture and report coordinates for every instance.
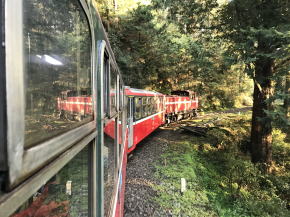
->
[154,112,290,217]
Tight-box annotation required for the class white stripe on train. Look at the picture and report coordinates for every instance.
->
[165,101,197,105]
[133,111,164,125]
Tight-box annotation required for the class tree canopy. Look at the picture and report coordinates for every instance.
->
[94,0,290,165]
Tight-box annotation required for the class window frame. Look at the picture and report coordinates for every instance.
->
[5,0,96,189]
[0,131,97,217]
[97,40,125,216]
[0,0,7,172]
[142,97,147,118]
[97,40,125,217]
[119,78,123,111]
[103,52,110,117]
[134,97,142,121]
[109,66,118,118]
[147,97,152,115]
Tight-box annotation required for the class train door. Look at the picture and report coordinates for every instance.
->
[127,97,134,149]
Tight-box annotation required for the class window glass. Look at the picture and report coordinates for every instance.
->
[118,114,123,158]
[103,119,117,216]
[153,97,157,114]
[135,97,142,120]
[23,0,92,149]
[119,82,123,110]
[127,98,131,119]
[11,146,89,217]
[142,97,147,117]
[110,68,117,117]
[148,97,152,115]
[103,56,109,115]
[157,97,160,112]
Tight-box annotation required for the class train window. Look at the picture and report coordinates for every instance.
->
[10,146,90,217]
[147,97,152,115]
[142,97,148,117]
[119,81,123,110]
[23,0,92,148]
[157,97,161,112]
[103,55,110,116]
[160,97,163,111]
[118,115,123,158]
[151,98,154,114]
[103,119,117,217]
[148,98,152,115]
[0,0,6,173]
[110,67,117,117]
[115,117,120,169]
[153,97,157,114]
[162,97,165,110]
[135,97,142,120]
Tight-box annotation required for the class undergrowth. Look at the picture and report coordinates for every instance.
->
[154,112,290,217]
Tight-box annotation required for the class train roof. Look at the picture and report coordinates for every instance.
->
[125,87,164,97]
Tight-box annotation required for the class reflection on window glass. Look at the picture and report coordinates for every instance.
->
[135,98,142,120]
[153,98,157,114]
[119,83,123,110]
[104,119,116,216]
[110,68,117,116]
[142,98,146,117]
[160,97,164,110]
[11,146,89,217]
[148,97,152,115]
[119,114,123,158]
[24,0,92,148]
[157,97,161,112]
[103,57,109,115]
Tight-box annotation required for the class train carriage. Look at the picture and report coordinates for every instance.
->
[125,88,165,153]
[165,90,198,123]
[0,0,127,217]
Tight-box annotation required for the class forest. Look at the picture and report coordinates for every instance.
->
[94,0,289,216]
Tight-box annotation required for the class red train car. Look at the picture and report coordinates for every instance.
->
[165,90,198,123]
[56,89,199,153]
[57,90,92,120]
[49,87,198,217]
[125,87,165,153]
[1,0,201,216]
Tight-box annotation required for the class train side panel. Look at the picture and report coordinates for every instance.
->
[165,91,198,122]
[125,88,165,153]
[129,111,164,152]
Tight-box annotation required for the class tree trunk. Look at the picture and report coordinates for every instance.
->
[250,57,274,165]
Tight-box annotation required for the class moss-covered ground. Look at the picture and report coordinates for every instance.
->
[154,111,290,217]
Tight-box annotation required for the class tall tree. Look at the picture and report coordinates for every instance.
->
[151,0,290,164]
[220,0,290,165]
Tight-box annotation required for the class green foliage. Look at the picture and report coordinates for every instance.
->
[154,113,290,216]
[219,0,290,127]
[103,1,253,108]
[152,0,219,34]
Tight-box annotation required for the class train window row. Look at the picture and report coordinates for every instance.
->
[103,57,120,118]
[1,0,126,217]
[102,43,125,217]
[134,96,163,121]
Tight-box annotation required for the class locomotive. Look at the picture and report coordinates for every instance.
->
[0,1,198,217]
